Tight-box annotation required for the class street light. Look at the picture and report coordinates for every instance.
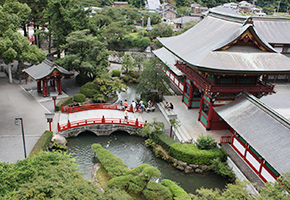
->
[45,113,55,131]
[50,92,58,111]
[168,114,177,138]
[14,118,27,158]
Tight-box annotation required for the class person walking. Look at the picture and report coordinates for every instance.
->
[124,100,128,110]
[120,100,123,110]
[124,109,128,120]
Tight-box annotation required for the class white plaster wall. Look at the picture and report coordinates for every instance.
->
[245,152,260,172]
[261,167,276,183]
[233,138,245,155]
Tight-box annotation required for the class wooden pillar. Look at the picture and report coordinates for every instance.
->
[206,102,213,131]
[56,77,62,94]
[198,94,203,121]
[42,79,48,96]
[188,83,194,108]
[37,81,41,93]
[25,73,28,84]
[182,81,186,102]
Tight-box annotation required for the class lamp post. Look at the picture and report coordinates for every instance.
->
[45,113,55,131]
[168,114,177,138]
[50,92,58,111]
[14,118,27,158]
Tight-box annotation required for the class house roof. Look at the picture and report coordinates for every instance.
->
[214,91,290,175]
[153,47,184,76]
[172,16,201,24]
[23,59,74,80]
[158,10,290,74]
[146,0,161,10]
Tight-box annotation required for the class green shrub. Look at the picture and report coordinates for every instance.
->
[123,75,131,83]
[55,96,73,111]
[74,93,86,102]
[112,69,121,77]
[161,179,190,200]
[93,93,108,103]
[169,143,224,165]
[142,182,173,200]
[80,82,98,98]
[129,71,140,79]
[195,133,216,150]
[104,188,134,200]
[152,133,177,152]
[212,158,236,182]
[29,131,53,157]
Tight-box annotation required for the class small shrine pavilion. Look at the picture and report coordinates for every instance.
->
[155,10,290,131]
[23,59,74,96]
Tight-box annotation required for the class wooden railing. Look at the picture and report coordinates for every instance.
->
[58,116,145,132]
[220,136,232,144]
[61,103,134,113]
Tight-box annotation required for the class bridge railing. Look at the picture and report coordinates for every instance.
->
[60,103,136,113]
[58,116,145,132]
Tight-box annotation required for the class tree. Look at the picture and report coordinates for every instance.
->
[137,58,170,96]
[121,53,134,74]
[0,1,46,73]
[56,29,110,84]
[43,0,89,57]
[150,23,174,39]
[134,54,144,72]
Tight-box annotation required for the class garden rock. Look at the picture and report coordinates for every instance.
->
[52,134,66,146]
[184,166,194,174]
[195,168,203,174]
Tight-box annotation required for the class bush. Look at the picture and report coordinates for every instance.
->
[152,133,177,152]
[93,93,108,103]
[29,131,53,157]
[142,182,173,200]
[169,143,224,165]
[112,69,121,77]
[74,93,86,102]
[212,158,236,182]
[123,75,131,83]
[55,96,73,111]
[195,133,216,150]
[161,179,190,200]
[80,82,98,98]
[129,71,140,79]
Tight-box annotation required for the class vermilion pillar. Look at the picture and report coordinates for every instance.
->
[42,79,48,97]
[37,81,41,93]
[56,78,62,94]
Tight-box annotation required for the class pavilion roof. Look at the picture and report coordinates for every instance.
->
[214,91,290,175]
[158,10,290,74]
[23,59,74,80]
[153,47,184,76]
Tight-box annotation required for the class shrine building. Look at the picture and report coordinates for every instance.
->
[154,10,290,131]
[23,59,74,96]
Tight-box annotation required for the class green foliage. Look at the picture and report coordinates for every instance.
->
[132,37,151,48]
[151,133,177,152]
[93,93,108,103]
[169,143,224,165]
[129,71,140,79]
[74,93,86,102]
[123,75,131,83]
[161,179,190,200]
[145,139,155,147]
[141,119,165,137]
[55,96,73,111]
[150,23,174,39]
[134,54,145,72]
[143,182,173,200]
[112,69,121,77]
[121,53,134,74]
[0,151,102,199]
[29,131,53,158]
[51,142,67,150]
[80,82,98,98]
[212,158,236,182]
[137,58,170,96]
[195,133,216,150]
[104,188,133,200]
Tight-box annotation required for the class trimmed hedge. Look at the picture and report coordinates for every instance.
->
[74,93,86,102]
[142,182,173,200]
[55,96,73,111]
[29,131,53,157]
[161,179,190,200]
[169,143,224,165]
[152,133,177,152]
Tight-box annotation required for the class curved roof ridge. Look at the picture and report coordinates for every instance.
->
[208,9,248,24]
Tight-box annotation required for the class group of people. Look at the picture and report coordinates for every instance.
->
[164,102,174,111]
[120,99,156,119]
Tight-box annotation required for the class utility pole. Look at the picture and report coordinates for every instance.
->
[277,1,281,13]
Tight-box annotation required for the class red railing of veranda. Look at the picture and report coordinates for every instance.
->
[220,136,232,144]
[61,103,135,113]
[58,116,145,132]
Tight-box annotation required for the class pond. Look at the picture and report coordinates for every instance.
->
[67,131,228,194]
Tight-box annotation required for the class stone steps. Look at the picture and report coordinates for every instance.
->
[157,101,193,143]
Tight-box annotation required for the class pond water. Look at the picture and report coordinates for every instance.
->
[67,131,228,194]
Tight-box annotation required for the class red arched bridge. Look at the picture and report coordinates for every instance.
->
[58,103,145,137]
